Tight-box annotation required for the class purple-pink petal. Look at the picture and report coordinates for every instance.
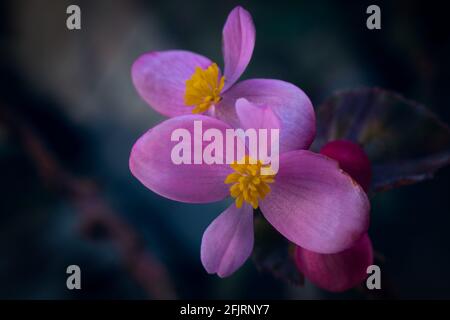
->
[217,79,316,153]
[295,234,373,292]
[235,98,280,130]
[129,115,233,203]
[131,50,212,116]
[201,203,254,277]
[260,150,370,254]
[222,6,256,91]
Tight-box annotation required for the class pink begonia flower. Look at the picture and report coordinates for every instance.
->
[295,140,374,292]
[129,106,370,277]
[131,6,315,153]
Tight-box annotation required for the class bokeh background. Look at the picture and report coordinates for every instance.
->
[0,0,449,299]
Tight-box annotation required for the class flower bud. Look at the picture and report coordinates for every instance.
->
[320,140,372,192]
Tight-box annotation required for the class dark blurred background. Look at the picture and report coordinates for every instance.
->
[0,0,449,299]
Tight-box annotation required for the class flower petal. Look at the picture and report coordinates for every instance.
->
[222,6,255,91]
[295,234,373,292]
[235,98,280,163]
[201,203,254,277]
[218,79,316,152]
[260,150,370,254]
[235,98,280,130]
[132,50,213,116]
[129,115,234,203]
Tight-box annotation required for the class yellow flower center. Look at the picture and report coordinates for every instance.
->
[225,156,276,209]
[184,63,225,114]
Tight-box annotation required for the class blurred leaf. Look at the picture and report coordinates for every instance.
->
[313,87,450,193]
[252,214,304,286]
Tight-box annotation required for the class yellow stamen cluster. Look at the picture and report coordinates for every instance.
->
[225,156,275,209]
[185,63,225,114]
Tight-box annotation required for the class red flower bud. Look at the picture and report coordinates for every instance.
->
[320,140,372,192]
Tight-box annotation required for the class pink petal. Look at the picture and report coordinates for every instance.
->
[129,115,233,203]
[260,150,370,254]
[235,98,280,130]
[295,234,373,292]
[131,50,213,116]
[222,6,256,91]
[201,203,254,277]
[235,98,280,163]
[217,79,316,152]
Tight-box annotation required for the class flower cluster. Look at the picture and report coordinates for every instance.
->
[129,6,371,291]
